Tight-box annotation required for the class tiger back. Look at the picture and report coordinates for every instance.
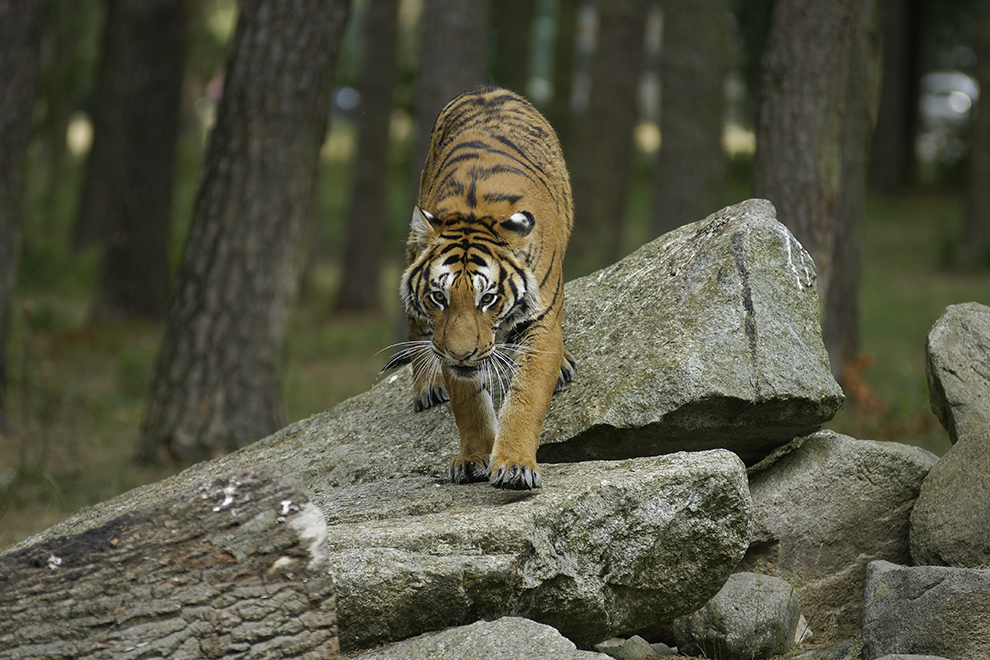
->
[399,86,575,490]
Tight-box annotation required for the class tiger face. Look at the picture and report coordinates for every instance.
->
[401,207,538,380]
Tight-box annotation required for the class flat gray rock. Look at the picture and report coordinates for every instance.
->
[862,560,990,660]
[317,451,751,651]
[925,301,990,444]
[344,617,610,660]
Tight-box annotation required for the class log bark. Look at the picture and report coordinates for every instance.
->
[0,472,339,660]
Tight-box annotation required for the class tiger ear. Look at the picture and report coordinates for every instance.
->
[501,210,535,237]
[410,206,441,247]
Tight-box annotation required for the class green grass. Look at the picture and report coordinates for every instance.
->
[2,135,987,549]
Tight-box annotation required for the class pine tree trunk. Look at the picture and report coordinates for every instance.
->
[335,0,399,312]
[492,0,536,94]
[957,0,990,269]
[752,0,856,307]
[825,0,882,384]
[0,0,46,431]
[79,0,185,321]
[651,0,729,237]
[410,0,489,199]
[570,0,650,272]
[139,0,350,463]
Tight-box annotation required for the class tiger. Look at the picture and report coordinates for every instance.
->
[397,85,576,490]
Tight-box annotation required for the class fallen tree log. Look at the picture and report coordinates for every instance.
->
[0,472,338,660]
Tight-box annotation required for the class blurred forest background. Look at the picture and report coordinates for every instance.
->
[2,0,989,547]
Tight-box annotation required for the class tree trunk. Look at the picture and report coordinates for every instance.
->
[139,0,350,463]
[335,0,399,313]
[0,471,340,659]
[569,0,650,274]
[957,0,990,269]
[78,0,185,321]
[409,0,489,199]
[869,0,923,193]
[492,0,536,94]
[546,0,578,156]
[0,0,46,431]
[752,0,856,309]
[825,0,882,385]
[651,0,729,237]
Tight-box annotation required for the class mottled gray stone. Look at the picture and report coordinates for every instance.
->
[910,426,990,568]
[925,302,990,444]
[862,560,990,660]
[672,572,800,660]
[318,451,751,651]
[740,430,937,641]
[344,617,610,660]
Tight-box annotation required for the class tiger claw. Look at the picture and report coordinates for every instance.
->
[449,456,490,484]
[414,384,449,412]
[489,462,542,490]
[555,350,577,392]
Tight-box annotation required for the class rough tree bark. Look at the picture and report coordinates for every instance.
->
[335,0,399,312]
[752,0,856,310]
[570,0,650,273]
[492,0,536,94]
[0,472,339,659]
[824,0,882,384]
[651,0,729,237]
[0,0,46,432]
[139,0,350,463]
[409,0,489,199]
[76,0,185,320]
[869,0,923,193]
[546,0,578,156]
[957,0,990,269]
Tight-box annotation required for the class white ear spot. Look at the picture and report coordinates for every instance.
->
[411,206,441,246]
[502,210,535,236]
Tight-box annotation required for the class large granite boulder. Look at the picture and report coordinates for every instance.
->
[925,302,990,444]
[738,431,937,641]
[910,425,990,567]
[317,451,751,651]
[862,560,990,660]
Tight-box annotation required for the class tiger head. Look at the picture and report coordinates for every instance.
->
[400,206,539,379]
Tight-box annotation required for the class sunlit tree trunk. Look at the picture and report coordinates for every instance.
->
[957,0,990,269]
[651,0,729,237]
[0,0,46,431]
[78,0,185,321]
[335,0,399,312]
[752,0,856,309]
[570,0,650,273]
[139,0,350,463]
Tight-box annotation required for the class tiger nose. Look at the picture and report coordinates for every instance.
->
[447,348,475,362]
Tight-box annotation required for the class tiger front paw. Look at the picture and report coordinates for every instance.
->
[489,458,542,490]
[414,381,449,412]
[449,455,490,484]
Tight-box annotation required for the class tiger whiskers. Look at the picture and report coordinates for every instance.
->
[379,340,443,387]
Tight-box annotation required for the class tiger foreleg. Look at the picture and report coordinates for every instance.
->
[489,323,563,490]
[446,371,498,484]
